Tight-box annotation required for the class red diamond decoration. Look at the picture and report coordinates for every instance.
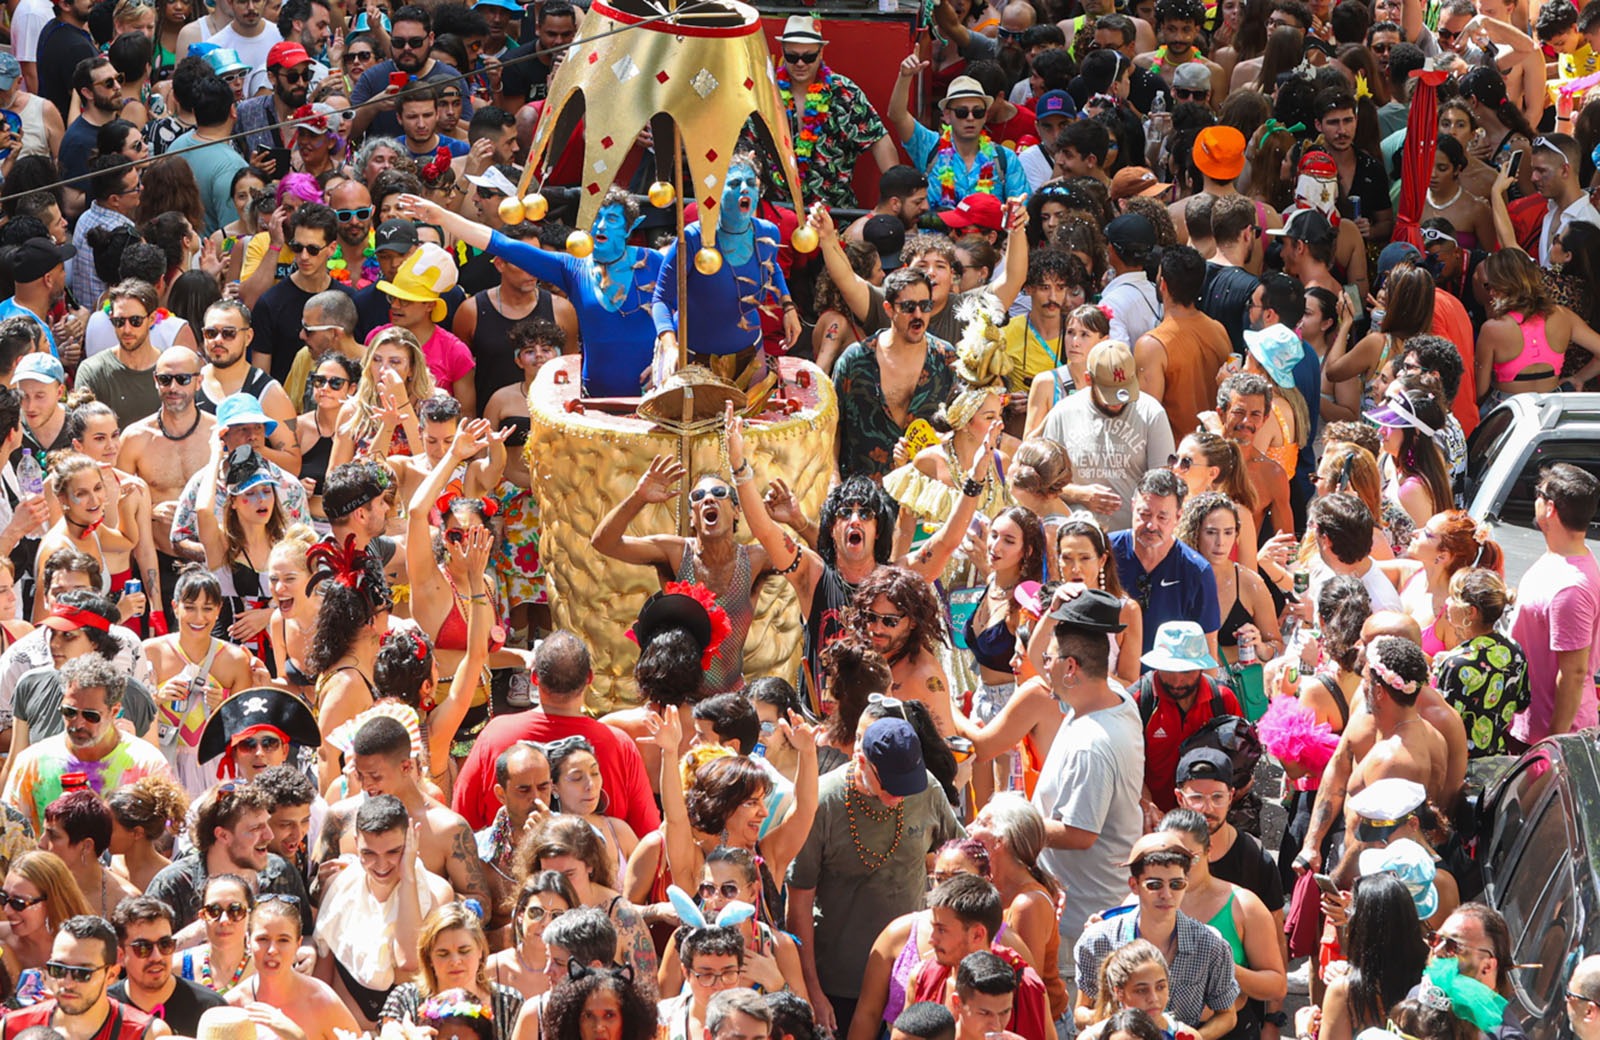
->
[705,148,718,162]
[586,182,601,194]
[656,71,670,83]
[743,77,754,90]
[600,136,614,149]
[703,198,716,209]
[587,51,598,63]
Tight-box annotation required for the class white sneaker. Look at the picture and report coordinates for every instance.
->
[1285,960,1311,995]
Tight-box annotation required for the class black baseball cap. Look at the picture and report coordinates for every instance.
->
[373,219,419,254]
[4,237,76,283]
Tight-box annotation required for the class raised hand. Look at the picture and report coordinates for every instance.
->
[395,193,444,223]
[644,704,684,750]
[450,418,492,461]
[724,401,747,470]
[635,455,686,504]
[763,476,803,527]
[898,52,930,80]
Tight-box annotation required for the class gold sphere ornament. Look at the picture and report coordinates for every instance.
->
[497,197,526,224]
[647,181,676,207]
[694,247,723,275]
[521,193,549,222]
[566,230,594,258]
[791,226,819,253]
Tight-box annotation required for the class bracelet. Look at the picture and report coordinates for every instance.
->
[732,460,755,484]
[778,550,804,575]
[468,593,489,601]
[961,476,983,498]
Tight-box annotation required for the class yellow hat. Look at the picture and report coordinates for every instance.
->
[375,242,458,324]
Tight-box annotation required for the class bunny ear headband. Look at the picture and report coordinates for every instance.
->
[667,885,756,929]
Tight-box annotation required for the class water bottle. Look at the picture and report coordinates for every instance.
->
[16,453,41,498]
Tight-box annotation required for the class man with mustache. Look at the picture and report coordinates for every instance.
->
[1,915,172,1040]
[1210,372,1293,537]
[1109,468,1220,661]
[848,566,954,733]
[1129,625,1241,824]
[1003,250,1076,393]
[1135,0,1226,103]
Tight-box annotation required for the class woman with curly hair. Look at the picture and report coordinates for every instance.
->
[106,775,187,891]
[331,327,435,467]
[381,904,524,1040]
[304,537,388,784]
[136,156,205,232]
[1023,301,1105,435]
[812,240,881,374]
[625,704,817,937]
[519,816,660,1003]
[0,851,93,1004]
[489,871,578,998]
[540,963,656,1040]
[1477,247,1600,404]
[1170,428,1259,569]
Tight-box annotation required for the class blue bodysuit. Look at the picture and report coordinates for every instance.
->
[650,219,790,357]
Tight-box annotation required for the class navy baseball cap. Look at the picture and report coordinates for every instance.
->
[861,718,928,797]
[1035,89,1076,120]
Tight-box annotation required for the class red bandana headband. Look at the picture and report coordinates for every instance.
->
[49,606,112,632]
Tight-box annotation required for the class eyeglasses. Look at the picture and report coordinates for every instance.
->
[863,609,906,628]
[113,180,143,196]
[1430,933,1495,959]
[335,206,374,223]
[155,373,196,386]
[309,374,350,390]
[1140,877,1188,892]
[60,705,104,724]
[689,967,742,985]
[125,936,177,958]
[392,34,428,48]
[690,485,731,502]
[783,50,821,64]
[697,881,743,901]
[203,327,242,341]
[1167,454,1193,473]
[0,892,45,912]
[892,298,936,314]
[235,734,282,752]
[947,105,986,120]
[200,902,249,923]
[523,904,564,923]
[109,315,148,329]
[1174,87,1208,101]
[277,68,311,84]
[44,962,107,983]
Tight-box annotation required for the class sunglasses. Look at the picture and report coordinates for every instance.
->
[223,71,246,83]
[1167,454,1193,472]
[60,705,104,724]
[344,50,375,63]
[996,26,1022,39]
[286,241,327,255]
[893,298,936,314]
[277,68,311,84]
[44,962,107,983]
[155,372,196,387]
[523,904,564,923]
[839,503,874,521]
[947,105,986,120]
[0,892,45,913]
[697,881,743,901]
[783,50,821,64]
[1436,25,1460,40]
[1370,42,1393,52]
[236,734,283,752]
[203,327,242,341]
[1140,877,1188,891]
[95,75,123,89]
[392,34,428,48]
[444,528,469,545]
[863,609,906,627]
[867,691,906,717]
[109,315,148,329]
[200,902,249,923]
[335,206,374,223]
[1429,933,1494,959]
[1174,87,1208,100]
[125,936,177,958]
[475,187,505,200]
[690,485,731,502]
[309,374,350,390]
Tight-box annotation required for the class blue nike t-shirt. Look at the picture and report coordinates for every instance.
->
[1109,529,1220,657]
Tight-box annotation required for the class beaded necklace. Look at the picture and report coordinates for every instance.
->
[199,947,251,993]
[929,127,997,208]
[843,764,903,870]
[778,66,834,185]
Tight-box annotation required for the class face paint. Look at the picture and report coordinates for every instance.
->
[591,203,630,264]
[719,162,760,235]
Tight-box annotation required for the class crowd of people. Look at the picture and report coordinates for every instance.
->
[0,0,1591,1039]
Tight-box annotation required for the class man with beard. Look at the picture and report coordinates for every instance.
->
[348,5,474,141]
[1040,342,1172,532]
[1172,748,1284,924]
[1312,88,1393,244]
[76,280,166,429]
[118,347,217,575]
[1133,244,1232,441]
[60,58,126,184]
[16,354,71,462]
[833,269,955,482]
[1209,373,1293,537]
[145,779,313,931]
[34,0,97,129]
[728,404,989,711]
[592,463,776,696]
[327,181,379,289]
[194,305,300,479]
[1110,469,1219,659]
[235,42,314,175]
[1136,0,1226,100]
[2,656,171,833]
[203,0,283,86]
[1129,626,1239,822]
[1003,249,1075,393]
[109,898,227,1035]
[249,205,357,388]
[0,237,76,355]
[0,915,171,1040]
[848,566,955,734]
[1267,208,1341,294]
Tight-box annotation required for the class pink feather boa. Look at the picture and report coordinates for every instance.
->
[1256,694,1339,776]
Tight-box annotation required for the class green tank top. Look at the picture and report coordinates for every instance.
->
[1207,889,1246,966]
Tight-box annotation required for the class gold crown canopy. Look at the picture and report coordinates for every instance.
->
[518,0,807,251]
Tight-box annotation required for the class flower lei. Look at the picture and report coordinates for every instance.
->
[778,65,833,185]
[330,230,379,287]
[929,125,997,208]
[1149,45,1206,74]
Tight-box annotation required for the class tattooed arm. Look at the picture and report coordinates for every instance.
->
[444,817,491,905]
[1296,719,1360,876]
[611,901,660,1004]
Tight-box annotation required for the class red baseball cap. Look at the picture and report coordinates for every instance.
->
[268,41,312,69]
[938,193,1004,233]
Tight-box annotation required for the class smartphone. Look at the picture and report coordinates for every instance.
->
[1505,149,1524,178]
[389,70,412,89]
[266,147,292,177]
[1313,873,1340,897]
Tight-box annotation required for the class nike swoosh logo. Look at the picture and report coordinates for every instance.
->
[1160,579,1180,587]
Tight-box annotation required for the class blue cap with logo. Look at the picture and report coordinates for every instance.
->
[1035,89,1076,120]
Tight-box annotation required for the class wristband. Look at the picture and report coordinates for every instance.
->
[961,476,982,498]
[732,460,755,483]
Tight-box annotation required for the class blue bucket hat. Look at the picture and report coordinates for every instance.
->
[202,47,250,77]
[216,394,279,437]
[1243,323,1304,389]
[1358,837,1439,921]
[1140,621,1218,672]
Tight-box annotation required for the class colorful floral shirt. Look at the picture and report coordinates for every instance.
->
[834,333,957,482]
[1431,632,1530,757]
[778,68,888,209]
